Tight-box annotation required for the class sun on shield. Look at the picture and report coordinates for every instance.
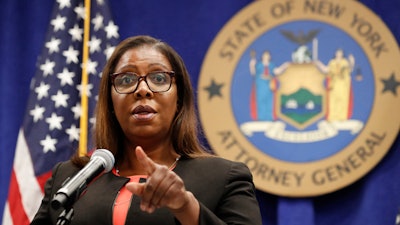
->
[276,63,326,130]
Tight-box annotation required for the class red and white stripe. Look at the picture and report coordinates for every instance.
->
[2,130,44,225]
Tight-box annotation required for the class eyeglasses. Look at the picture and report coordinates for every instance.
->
[110,71,175,94]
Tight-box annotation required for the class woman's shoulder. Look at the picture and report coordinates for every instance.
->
[50,159,82,181]
[176,156,255,195]
[55,159,80,170]
[178,155,252,177]
[181,155,232,165]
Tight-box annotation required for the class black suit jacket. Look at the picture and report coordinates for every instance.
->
[31,156,262,225]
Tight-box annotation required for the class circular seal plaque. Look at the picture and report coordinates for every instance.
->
[198,0,400,197]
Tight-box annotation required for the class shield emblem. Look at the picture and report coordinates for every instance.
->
[276,63,326,129]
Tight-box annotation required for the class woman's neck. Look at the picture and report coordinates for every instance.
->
[116,140,179,176]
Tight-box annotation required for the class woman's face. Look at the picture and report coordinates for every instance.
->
[262,51,271,64]
[335,49,344,59]
[111,46,178,141]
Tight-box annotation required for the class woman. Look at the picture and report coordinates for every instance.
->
[315,48,354,122]
[249,50,288,121]
[31,35,262,225]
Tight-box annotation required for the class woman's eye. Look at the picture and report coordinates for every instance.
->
[119,74,136,85]
[149,73,167,84]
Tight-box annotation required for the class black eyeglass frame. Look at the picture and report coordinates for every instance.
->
[110,71,175,94]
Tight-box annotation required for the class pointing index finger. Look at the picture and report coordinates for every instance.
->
[135,146,156,175]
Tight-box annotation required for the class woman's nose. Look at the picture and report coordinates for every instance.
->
[134,79,153,98]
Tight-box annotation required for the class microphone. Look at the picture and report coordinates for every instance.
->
[51,149,115,210]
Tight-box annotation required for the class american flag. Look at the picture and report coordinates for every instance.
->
[2,0,119,224]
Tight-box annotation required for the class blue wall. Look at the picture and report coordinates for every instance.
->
[1,0,399,224]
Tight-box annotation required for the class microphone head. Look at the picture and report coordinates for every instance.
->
[91,149,115,172]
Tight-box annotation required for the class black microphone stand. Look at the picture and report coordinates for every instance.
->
[56,207,74,225]
[53,177,85,225]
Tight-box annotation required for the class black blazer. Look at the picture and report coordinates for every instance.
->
[31,156,262,225]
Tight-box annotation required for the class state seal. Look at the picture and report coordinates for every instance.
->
[198,0,400,196]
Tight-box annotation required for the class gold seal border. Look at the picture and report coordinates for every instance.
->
[198,0,400,196]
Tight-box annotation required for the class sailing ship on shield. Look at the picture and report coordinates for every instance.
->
[241,29,364,143]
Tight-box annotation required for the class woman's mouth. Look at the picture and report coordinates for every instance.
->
[132,105,156,120]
